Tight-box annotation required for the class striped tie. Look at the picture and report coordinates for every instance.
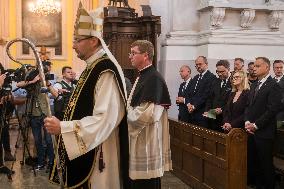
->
[193,74,202,93]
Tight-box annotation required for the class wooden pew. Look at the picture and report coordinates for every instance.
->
[169,119,247,189]
[274,128,284,188]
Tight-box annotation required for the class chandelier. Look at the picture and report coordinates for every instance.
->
[28,0,61,16]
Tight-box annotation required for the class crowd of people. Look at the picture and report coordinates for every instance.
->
[0,3,172,189]
[0,1,283,189]
[176,56,284,189]
[0,60,78,173]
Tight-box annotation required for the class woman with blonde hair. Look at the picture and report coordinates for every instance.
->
[222,70,250,132]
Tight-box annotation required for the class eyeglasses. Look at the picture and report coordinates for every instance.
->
[216,70,226,74]
[73,36,93,43]
[128,52,143,57]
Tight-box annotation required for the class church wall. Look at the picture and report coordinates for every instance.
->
[145,0,284,118]
[3,0,284,119]
[0,0,98,78]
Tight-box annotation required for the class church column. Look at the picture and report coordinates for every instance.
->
[0,0,9,67]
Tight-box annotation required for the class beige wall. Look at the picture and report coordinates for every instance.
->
[0,0,9,67]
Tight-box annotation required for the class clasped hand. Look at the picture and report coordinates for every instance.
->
[44,116,61,135]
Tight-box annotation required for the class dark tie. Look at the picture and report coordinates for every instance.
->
[194,74,202,93]
[181,82,186,92]
[254,81,261,98]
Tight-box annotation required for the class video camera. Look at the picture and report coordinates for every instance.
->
[25,60,54,82]
[1,68,25,94]
[1,60,54,94]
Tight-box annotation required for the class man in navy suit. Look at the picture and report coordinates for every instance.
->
[204,60,232,131]
[245,57,281,189]
[176,65,192,122]
[273,60,284,123]
[185,56,216,127]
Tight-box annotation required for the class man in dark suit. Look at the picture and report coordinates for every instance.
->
[234,57,245,72]
[247,61,258,86]
[273,60,284,123]
[204,60,232,132]
[245,57,281,189]
[185,56,216,127]
[176,65,192,122]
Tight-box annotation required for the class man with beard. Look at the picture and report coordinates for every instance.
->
[44,3,129,189]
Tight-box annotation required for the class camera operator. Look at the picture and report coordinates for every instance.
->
[42,60,57,115]
[0,63,15,160]
[0,63,15,175]
[48,66,75,120]
[16,74,54,171]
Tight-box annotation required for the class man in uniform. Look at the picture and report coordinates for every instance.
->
[44,3,129,189]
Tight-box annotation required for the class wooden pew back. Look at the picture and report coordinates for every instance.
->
[169,119,247,189]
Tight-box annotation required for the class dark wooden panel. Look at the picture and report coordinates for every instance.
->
[169,119,247,189]
[171,142,182,170]
[192,133,203,150]
[204,161,227,189]
[183,149,203,181]
[103,6,161,84]
[204,138,216,155]
[216,142,226,160]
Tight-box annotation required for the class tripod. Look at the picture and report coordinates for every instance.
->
[14,83,54,175]
[0,94,16,180]
[13,89,38,176]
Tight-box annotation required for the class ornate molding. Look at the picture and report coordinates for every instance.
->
[240,9,255,28]
[198,1,284,11]
[269,10,283,30]
[200,0,229,7]
[269,0,284,5]
[164,29,284,46]
[210,7,226,28]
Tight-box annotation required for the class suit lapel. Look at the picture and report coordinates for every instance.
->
[252,76,272,104]
[179,82,186,96]
[217,79,223,94]
[194,71,208,94]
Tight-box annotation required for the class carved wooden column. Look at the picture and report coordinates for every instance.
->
[103,4,161,82]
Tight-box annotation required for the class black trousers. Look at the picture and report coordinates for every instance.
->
[0,144,3,166]
[247,135,275,189]
[1,124,11,152]
[130,177,161,189]
[207,115,223,132]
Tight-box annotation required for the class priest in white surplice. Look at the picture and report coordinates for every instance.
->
[127,40,172,189]
[44,3,129,189]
